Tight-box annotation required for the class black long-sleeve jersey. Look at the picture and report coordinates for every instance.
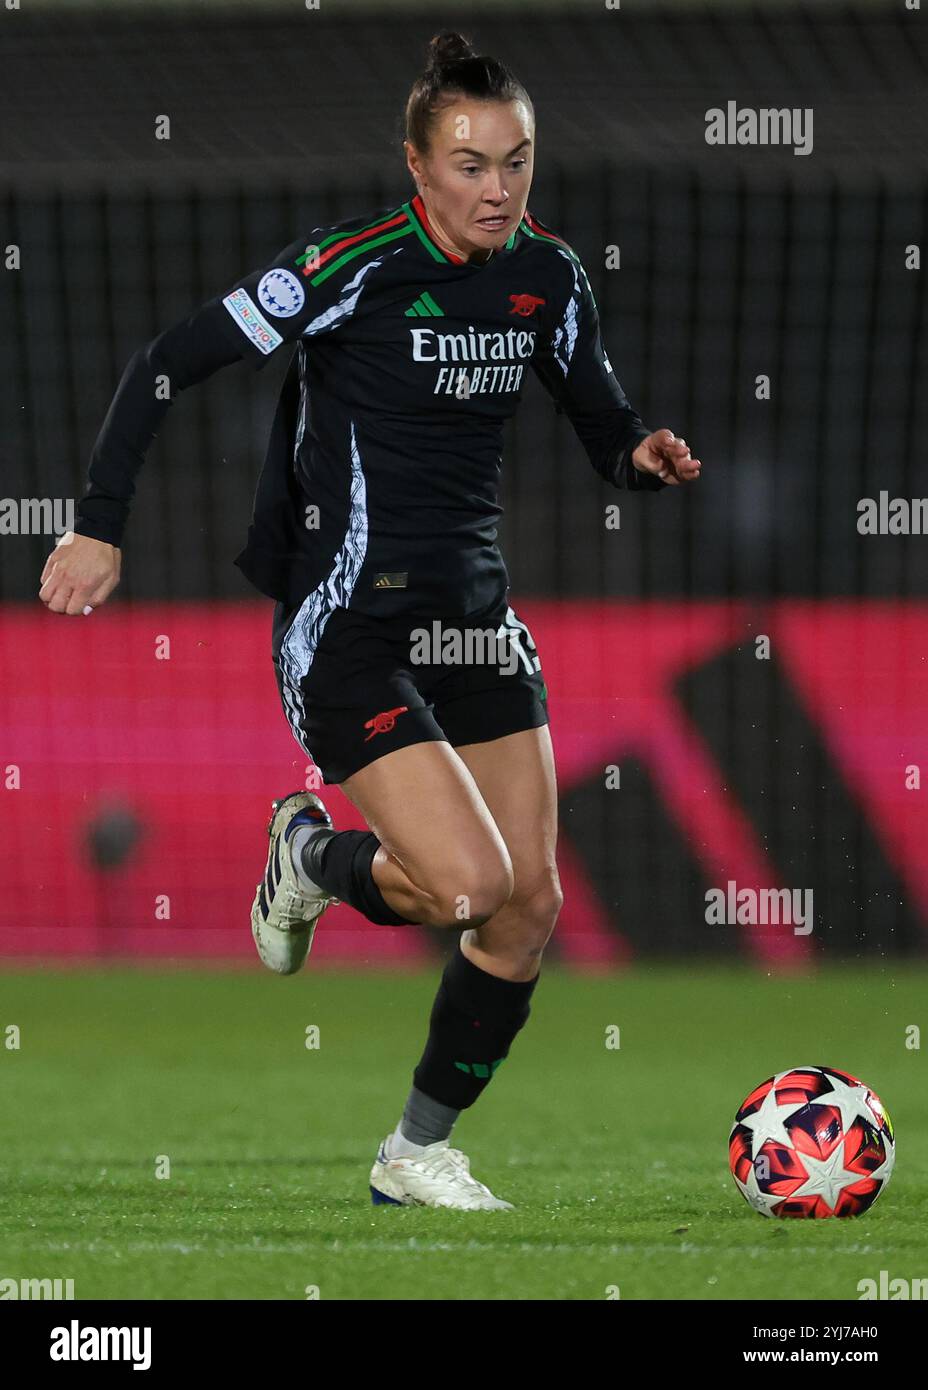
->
[74,194,664,617]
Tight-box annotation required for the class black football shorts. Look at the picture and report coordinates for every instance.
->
[271,592,549,785]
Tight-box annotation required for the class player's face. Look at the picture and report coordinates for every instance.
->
[407,99,535,262]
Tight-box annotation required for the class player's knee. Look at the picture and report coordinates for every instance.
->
[430,850,514,927]
[510,870,564,948]
[471,871,562,975]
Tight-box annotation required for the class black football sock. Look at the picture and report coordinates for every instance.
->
[300,828,412,926]
[412,942,540,1110]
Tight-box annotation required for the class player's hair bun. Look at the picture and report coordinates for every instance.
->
[425,31,476,73]
[404,30,532,156]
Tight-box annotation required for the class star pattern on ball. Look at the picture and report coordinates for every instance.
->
[737,1082,809,1150]
[733,1169,783,1218]
[866,1147,894,1187]
[814,1070,881,1134]
[787,1142,865,1213]
[731,1067,895,1220]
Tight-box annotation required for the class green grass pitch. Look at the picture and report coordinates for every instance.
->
[1,963,925,1300]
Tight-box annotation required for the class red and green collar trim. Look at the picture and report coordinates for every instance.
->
[518,210,579,263]
[295,199,575,286]
[406,193,466,263]
[405,193,524,264]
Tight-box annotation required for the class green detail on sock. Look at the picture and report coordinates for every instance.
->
[454,1058,505,1076]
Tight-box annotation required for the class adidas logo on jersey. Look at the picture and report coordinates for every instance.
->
[405,292,445,317]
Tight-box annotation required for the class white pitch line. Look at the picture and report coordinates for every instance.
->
[28,1239,892,1258]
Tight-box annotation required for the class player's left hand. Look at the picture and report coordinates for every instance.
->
[632,429,702,485]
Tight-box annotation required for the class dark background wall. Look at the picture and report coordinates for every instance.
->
[1,0,925,603]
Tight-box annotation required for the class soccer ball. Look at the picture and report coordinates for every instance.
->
[729,1065,895,1218]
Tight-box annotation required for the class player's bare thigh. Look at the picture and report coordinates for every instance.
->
[338,728,561,966]
[338,740,514,927]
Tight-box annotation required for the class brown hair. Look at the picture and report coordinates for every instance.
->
[404,30,533,156]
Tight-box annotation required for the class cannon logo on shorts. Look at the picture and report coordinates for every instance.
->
[257,268,306,318]
[363,706,410,741]
[222,287,283,355]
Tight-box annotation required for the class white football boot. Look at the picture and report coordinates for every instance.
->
[369,1137,514,1211]
[251,792,339,975]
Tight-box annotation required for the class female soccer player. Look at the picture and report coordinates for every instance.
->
[40,31,701,1209]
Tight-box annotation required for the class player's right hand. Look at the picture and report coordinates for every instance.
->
[39,532,122,615]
